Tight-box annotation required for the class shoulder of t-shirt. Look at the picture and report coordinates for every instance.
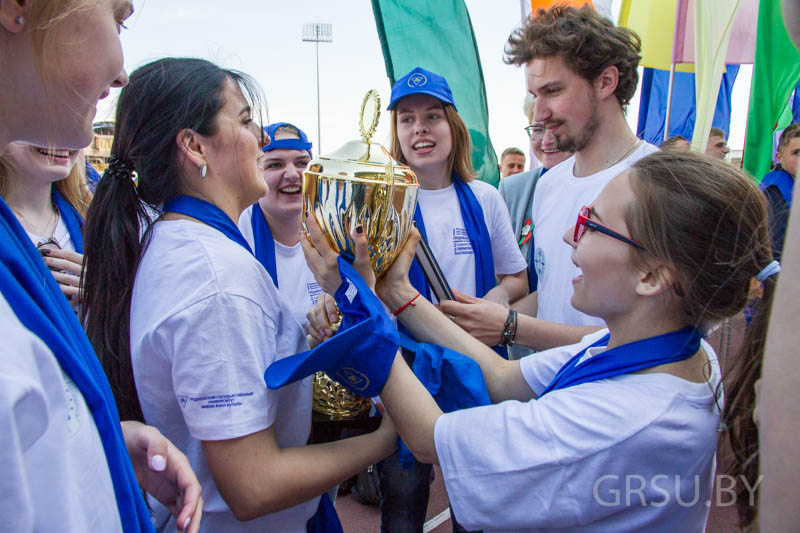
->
[152,220,271,303]
[634,142,660,158]
[467,178,504,204]
[535,156,575,190]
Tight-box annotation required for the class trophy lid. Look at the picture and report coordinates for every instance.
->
[303,90,417,187]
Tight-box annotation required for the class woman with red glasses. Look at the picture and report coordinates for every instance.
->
[297,150,776,531]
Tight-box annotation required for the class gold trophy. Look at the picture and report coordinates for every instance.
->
[303,90,419,419]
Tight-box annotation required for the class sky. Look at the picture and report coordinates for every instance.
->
[99,0,752,169]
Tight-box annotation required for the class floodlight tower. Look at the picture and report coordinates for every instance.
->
[302,22,332,153]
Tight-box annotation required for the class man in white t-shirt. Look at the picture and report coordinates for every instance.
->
[441,6,658,352]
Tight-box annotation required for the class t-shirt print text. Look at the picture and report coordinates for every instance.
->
[178,391,255,410]
[453,228,474,255]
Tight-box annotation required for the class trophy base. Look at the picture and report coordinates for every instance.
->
[312,371,372,420]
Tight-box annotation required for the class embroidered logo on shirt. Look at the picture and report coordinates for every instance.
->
[178,392,255,410]
[453,228,474,255]
[308,281,323,304]
[61,370,81,437]
[534,247,546,279]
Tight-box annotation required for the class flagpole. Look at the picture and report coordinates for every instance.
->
[664,63,676,142]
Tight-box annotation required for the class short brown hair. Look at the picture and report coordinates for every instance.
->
[390,104,476,182]
[778,123,800,151]
[708,127,726,139]
[501,147,525,160]
[504,5,642,108]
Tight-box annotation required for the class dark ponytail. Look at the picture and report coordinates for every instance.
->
[81,57,264,422]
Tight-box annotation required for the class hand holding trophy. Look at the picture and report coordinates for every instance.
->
[301,90,419,419]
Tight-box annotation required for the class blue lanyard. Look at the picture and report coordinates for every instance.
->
[52,188,84,253]
[162,195,253,254]
[540,327,703,396]
[249,204,279,287]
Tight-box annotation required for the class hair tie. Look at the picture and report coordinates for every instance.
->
[755,260,781,282]
[105,156,138,186]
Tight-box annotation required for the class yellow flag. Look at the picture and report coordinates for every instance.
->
[618,0,694,72]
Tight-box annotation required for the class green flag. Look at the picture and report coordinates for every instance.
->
[743,0,800,181]
[372,0,500,186]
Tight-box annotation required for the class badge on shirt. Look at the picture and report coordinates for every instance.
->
[519,219,533,247]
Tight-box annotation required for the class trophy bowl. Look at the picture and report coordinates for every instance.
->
[302,91,419,278]
[303,90,418,420]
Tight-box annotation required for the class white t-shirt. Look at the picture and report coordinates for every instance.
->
[531,143,659,325]
[130,219,317,533]
[0,293,122,532]
[25,212,75,252]
[238,205,322,327]
[434,329,721,532]
[416,180,527,300]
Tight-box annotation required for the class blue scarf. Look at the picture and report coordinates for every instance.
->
[760,169,794,208]
[52,188,84,253]
[409,177,496,299]
[540,327,703,397]
[162,195,253,254]
[408,177,506,356]
[249,205,279,287]
[0,198,153,531]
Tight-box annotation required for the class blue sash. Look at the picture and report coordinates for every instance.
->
[162,195,253,254]
[760,169,794,208]
[249,204,279,287]
[540,327,703,397]
[409,176,496,299]
[409,176,506,357]
[52,188,85,253]
[0,198,153,531]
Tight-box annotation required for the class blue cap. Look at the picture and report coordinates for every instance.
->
[263,122,312,155]
[264,257,398,397]
[387,67,457,111]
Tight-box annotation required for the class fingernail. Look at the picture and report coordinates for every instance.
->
[183,517,191,531]
[326,329,332,337]
[40,248,51,255]
[329,314,337,322]
[356,225,363,234]
[150,454,166,472]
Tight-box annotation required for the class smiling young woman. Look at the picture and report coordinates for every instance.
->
[0,2,202,532]
[82,59,396,532]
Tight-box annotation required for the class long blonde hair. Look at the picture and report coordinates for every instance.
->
[390,103,476,182]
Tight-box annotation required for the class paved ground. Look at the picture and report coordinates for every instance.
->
[336,314,749,532]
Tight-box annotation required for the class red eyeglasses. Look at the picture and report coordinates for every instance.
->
[574,205,644,249]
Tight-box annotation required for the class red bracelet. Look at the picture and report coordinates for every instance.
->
[392,292,421,316]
